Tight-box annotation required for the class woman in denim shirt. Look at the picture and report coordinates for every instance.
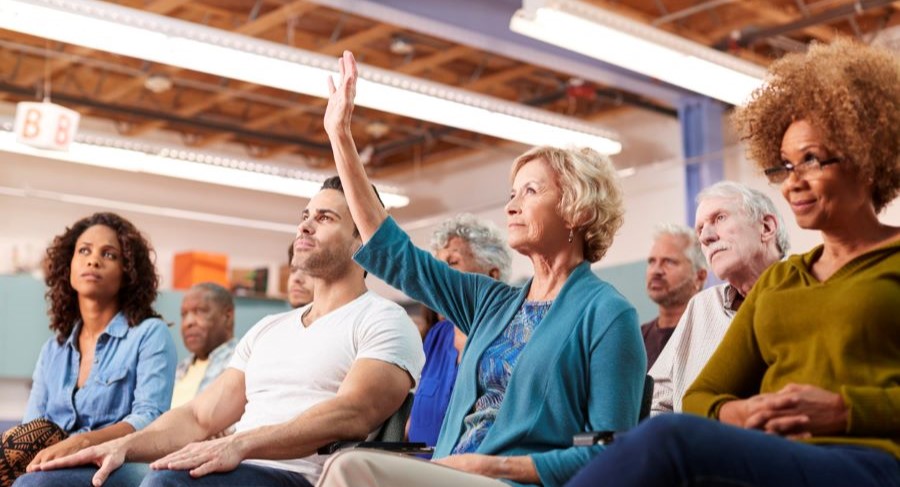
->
[0,212,176,487]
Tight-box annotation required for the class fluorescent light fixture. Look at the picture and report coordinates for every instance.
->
[0,128,410,208]
[510,0,767,106]
[0,0,621,154]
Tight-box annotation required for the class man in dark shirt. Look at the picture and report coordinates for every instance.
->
[642,224,707,368]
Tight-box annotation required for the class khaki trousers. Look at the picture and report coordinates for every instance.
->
[316,450,509,487]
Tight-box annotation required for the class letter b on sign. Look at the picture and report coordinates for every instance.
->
[14,102,81,151]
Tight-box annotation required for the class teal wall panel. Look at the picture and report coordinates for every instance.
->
[593,261,655,325]
[0,276,291,378]
[0,276,53,378]
[1,261,655,377]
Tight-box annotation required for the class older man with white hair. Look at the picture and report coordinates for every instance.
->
[650,181,788,414]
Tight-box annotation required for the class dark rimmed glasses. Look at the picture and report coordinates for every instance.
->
[764,155,842,185]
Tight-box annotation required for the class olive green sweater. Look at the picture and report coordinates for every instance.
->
[684,239,900,459]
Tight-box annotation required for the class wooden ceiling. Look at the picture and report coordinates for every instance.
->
[1,0,897,176]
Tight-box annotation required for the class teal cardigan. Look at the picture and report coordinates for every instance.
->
[355,218,645,487]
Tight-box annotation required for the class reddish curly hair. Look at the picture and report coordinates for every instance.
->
[44,212,161,344]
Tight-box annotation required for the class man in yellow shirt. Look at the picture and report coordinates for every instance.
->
[171,282,237,409]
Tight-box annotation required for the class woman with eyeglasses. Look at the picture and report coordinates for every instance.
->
[564,38,900,487]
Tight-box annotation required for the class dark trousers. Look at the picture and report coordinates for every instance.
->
[565,414,900,487]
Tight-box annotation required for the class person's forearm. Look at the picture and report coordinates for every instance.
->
[327,128,388,242]
[234,396,375,461]
[495,456,540,484]
[72,422,135,449]
[120,406,210,462]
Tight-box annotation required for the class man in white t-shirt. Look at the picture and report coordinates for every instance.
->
[35,177,425,487]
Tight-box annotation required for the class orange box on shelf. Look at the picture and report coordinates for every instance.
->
[173,252,228,290]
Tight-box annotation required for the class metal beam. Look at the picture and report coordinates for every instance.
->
[0,81,332,153]
[307,0,688,106]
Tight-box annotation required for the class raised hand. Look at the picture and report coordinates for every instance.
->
[324,50,358,138]
[149,435,244,478]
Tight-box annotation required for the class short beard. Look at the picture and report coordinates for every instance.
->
[650,276,698,308]
[294,240,355,281]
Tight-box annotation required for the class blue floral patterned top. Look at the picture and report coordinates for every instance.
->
[452,300,552,454]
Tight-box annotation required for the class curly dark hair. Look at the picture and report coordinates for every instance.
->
[732,38,900,212]
[44,212,161,344]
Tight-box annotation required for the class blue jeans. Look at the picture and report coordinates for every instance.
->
[13,462,150,487]
[565,414,900,487]
[139,463,313,487]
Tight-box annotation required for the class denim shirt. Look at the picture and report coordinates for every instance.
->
[23,312,177,433]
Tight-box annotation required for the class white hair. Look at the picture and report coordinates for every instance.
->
[653,223,707,272]
[697,181,790,257]
[430,213,512,282]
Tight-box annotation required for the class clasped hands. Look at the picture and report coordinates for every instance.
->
[720,383,848,438]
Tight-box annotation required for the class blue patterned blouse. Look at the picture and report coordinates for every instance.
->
[452,299,552,454]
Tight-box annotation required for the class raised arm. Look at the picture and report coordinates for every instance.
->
[323,50,387,242]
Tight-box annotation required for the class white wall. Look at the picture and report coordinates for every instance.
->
[0,153,304,292]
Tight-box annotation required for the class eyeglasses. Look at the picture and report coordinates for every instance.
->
[763,155,842,185]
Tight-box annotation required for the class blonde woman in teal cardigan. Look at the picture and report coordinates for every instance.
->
[315,51,645,487]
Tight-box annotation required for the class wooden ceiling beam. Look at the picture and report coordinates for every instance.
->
[319,23,397,56]
[179,2,239,20]
[194,28,465,149]
[212,61,535,153]
[99,76,149,103]
[395,45,474,74]
[582,0,715,44]
[235,1,319,36]
[464,64,534,91]
[15,45,94,87]
[174,81,258,117]
[581,0,772,64]
[706,0,837,43]
[123,1,318,135]
[146,0,192,15]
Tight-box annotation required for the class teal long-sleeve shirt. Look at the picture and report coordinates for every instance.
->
[354,218,645,487]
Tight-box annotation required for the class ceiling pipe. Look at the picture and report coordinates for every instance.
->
[729,0,895,48]
[0,81,333,154]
